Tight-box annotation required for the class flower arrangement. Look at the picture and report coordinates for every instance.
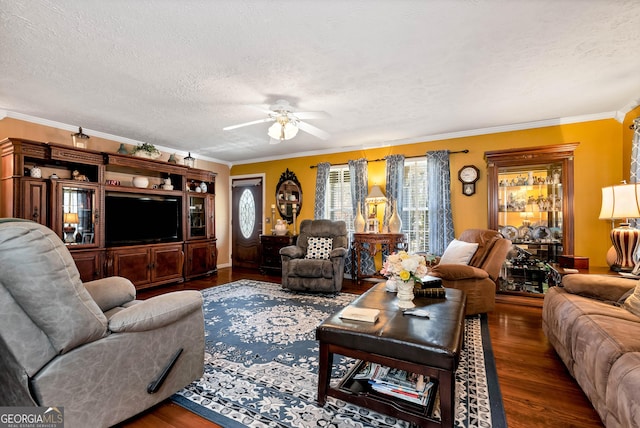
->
[380,251,431,283]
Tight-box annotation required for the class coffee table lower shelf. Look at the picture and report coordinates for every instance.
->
[334,360,440,425]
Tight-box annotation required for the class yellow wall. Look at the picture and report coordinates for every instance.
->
[232,118,627,267]
[0,118,232,267]
[2,115,634,268]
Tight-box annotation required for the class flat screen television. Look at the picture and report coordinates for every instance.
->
[105,192,182,246]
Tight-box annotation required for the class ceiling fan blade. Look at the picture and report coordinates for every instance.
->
[297,121,330,140]
[294,111,331,120]
[223,117,274,131]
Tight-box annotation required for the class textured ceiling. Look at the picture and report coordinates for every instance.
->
[1,0,639,165]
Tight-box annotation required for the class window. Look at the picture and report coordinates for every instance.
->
[326,166,353,231]
[238,188,256,239]
[402,158,429,253]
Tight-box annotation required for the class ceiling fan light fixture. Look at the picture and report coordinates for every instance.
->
[268,120,299,141]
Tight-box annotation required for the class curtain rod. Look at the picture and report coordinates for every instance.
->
[309,149,469,168]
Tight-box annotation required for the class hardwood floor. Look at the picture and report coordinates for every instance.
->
[119,268,603,428]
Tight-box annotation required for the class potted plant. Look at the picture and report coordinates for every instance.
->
[131,143,161,159]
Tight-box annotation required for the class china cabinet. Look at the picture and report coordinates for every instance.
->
[485,143,578,295]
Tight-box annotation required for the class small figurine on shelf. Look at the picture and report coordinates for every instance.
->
[72,170,89,182]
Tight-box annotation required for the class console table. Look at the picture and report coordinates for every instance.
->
[351,233,406,283]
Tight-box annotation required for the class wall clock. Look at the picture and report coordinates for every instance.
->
[458,165,479,196]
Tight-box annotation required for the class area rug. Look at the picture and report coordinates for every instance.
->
[172,279,506,428]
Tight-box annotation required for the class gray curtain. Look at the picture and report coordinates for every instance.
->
[427,150,455,255]
[383,154,405,229]
[313,162,331,219]
[631,118,640,228]
[346,158,373,275]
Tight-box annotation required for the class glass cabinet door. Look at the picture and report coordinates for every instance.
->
[485,144,578,295]
[60,184,99,246]
[189,195,207,239]
[496,163,564,261]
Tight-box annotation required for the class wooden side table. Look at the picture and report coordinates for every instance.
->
[260,234,297,274]
[351,233,406,283]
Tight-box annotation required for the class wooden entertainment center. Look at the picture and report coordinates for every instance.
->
[0,138,217,289]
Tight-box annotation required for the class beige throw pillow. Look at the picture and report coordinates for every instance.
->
[439,239,479,265]
[623,283,640,317]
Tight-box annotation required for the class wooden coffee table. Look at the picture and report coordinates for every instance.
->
[316,283,466,427]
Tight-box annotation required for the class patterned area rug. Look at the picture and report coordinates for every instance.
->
[172,280,506,428]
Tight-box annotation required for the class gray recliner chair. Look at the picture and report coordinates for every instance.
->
[280,219,348,293]
[0,219,204,428]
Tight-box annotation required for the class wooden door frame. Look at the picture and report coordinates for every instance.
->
[229,173,266,266]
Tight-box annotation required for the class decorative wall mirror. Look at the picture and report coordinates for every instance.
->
[276,169,302,224]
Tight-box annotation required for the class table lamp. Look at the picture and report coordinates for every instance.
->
[366,185,387,218]
[63,212,79,243]
[599,183,640,272]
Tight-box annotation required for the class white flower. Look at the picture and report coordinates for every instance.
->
[380,250,431,283]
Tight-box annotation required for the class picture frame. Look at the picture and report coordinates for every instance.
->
[82,232,94,244]
[366,219,379,233]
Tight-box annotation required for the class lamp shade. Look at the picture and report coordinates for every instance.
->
[64,212,79,224]
[366,185,387,203]
[599,183,640,221]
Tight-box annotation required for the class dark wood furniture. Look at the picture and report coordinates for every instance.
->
[259,234,297,274]
[484,143,578,296]
[0,138,217,289]
[316,283,466,427]
[351,233,406,283]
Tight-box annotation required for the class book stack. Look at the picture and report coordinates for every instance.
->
[415,275,446,298]
[354,362,434,406]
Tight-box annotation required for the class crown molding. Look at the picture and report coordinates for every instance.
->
[0,110,233,167]
[1,109,623,168]
[232,111,618,166]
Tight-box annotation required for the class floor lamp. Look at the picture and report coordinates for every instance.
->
[599,183,640,272]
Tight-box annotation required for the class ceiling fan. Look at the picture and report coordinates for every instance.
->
[223,99,330,144]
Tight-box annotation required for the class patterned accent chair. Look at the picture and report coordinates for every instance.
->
[280,219,349,293]
[0,219,205,428]
[428,228,512,315]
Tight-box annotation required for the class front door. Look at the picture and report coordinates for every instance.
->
[231,177,263,269]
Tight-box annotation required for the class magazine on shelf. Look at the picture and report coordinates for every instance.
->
[353,362,434,406]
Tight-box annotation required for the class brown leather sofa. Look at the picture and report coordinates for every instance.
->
[428,229,512,315]
[543,274,640,428]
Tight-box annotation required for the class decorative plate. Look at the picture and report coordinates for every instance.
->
[500,225,518,241]
[518,225,533,241]
[532,226,551,241]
